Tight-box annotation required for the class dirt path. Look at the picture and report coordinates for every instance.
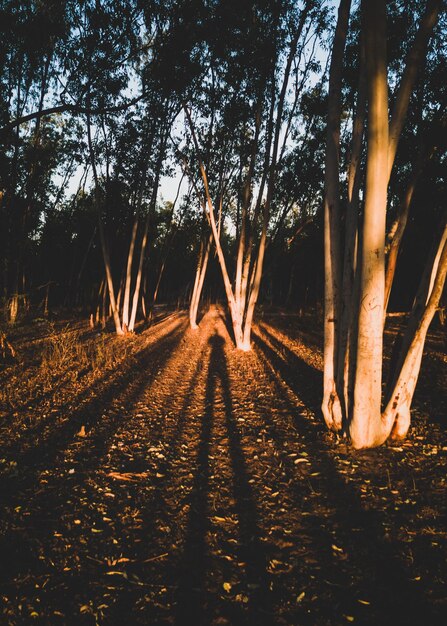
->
[0,308,446,625]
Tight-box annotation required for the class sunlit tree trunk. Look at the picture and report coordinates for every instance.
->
[321,0,441,448]
[189,233,212,329]
[322,0,351,430]
[242,216,267,349]
[238,11,306,350]
[349,0,389,448]
[86,102,123,335]
[128,143,165,332]
[337,49,365,418]
[122,214,139,332]
[184,104,246,347]
[128,219,148,332]
[383,223,447,439]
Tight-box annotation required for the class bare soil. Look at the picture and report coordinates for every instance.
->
[0,306,446,626]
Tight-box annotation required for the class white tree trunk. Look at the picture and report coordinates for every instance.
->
[322,0,351,430]
[382,223,447,439]
[350,0,388,449]
[122,214,139,332]
[189,234,212,329]
[128,214,149,333]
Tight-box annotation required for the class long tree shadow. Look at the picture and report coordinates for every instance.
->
[0,318,186,474]
[175,331,273,625]
[252,327,443,625]
[253,324,322,415]
[0,319,188,570]
[44,331,213,625]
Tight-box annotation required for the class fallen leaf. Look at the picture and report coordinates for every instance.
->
[332,544,343,553]
[106,471,148,482]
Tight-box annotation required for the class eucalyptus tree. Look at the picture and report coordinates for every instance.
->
[322,0,445,448]
[184,0,330,349]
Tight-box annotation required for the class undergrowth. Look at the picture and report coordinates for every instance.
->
[0,322,137,410]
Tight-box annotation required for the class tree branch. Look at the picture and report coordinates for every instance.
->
[1,93,146,134]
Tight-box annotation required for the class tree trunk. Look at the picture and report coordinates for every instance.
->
[189,234,212,329]
[383,224,447,439]
[322,0,351,431]
[350,0,388,449]
[97,216,123,335]
[183,104,245,348]
[337,36,366,418]
[128,163,164,332]
[86,107,123,335]
[241,221,267,349]
[122,214,139,332]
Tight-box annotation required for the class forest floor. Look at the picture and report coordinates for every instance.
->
[0,306,446,626]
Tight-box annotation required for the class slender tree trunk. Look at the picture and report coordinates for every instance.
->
[184,104,245,348]
[322,0,351,430]
[128,163,163,332]
[338,37,366,417]
[190,233,212,329]
[128,213,150,332]
[350,0,388,449]
[235,109,261,323]
[95,278,105,326]
[86,108,123,335]
[241,13,303,349]
[242,218,267,348]
[97,217,123,334]
[189,238,204,329]
[383,224,447,439]
[122,214,139,332]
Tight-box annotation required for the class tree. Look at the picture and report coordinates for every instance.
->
[322,0,445,448]
[184,0,329,349]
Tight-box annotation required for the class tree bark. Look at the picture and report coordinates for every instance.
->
[86,108,123,335]
[350,0,388,449]
[122,214,139,332]
[189,233,212,329]
[383,223,447,439]
[337,36,366,418]
[322,0,351,430]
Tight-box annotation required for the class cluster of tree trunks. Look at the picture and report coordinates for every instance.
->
[322,0,445,448]
[185,1,317,349]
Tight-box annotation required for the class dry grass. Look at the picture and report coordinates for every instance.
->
[40,323,135,384]
[0,320,137,411]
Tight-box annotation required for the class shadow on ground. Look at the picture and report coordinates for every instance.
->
[0,310,446,625]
